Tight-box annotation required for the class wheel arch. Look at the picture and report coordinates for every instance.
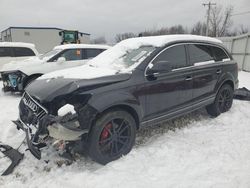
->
[96,104,140,130]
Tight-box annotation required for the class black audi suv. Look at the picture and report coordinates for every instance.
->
[13,35,238,164]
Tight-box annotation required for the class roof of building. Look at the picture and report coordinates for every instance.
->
[1,26,90,36]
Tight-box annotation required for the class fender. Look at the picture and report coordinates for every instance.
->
[214,70,236,94]
[88,90,143,122]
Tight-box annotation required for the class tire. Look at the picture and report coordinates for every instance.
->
[87,110,136,164]
[206,84,234,117]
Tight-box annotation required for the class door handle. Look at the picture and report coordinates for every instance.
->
[216,69,222,74]
[185,76,192,81]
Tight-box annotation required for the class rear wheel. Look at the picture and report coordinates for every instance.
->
[206,84,234,117]
[87,110,136,164]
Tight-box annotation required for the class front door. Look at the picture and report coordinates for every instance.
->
[142,44,193,124]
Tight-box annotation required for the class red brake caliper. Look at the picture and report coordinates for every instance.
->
[100,123,112,142]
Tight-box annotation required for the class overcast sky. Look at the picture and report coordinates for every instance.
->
[0,0,249,42]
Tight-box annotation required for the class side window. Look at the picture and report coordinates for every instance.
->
[85,49,102,59]
[188,44,214,64]
[212,46,229,62]
[57,49,82,61]
[13,47,35,57]
[153,45,187,70]
[0,47,12,57]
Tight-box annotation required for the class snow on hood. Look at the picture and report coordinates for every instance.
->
[38,34,222,80]
[0,56,44,72]
[39,65,118,80]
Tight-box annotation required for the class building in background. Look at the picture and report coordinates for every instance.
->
[0,27,90,53]
[219,33,250,72]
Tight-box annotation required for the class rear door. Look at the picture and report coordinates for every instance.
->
[188,43,222,102]
[143,44,193,123]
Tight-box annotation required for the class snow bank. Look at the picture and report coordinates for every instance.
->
[0,71,250,188]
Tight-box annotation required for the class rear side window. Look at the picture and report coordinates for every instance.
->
[13,47,35,57]
[0,47,12,57]
[188,44,214,64]
[212,46,229,62]
[153,45,187,70]
[85,49,103,59]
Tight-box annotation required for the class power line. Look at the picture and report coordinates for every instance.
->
[203,2,216,36]
[232,11,250,16]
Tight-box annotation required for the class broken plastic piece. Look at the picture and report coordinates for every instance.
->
[0,144,24,176]
[234,87,250,101]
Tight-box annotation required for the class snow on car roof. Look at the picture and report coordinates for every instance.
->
[87,34,223,69]
[53,44,111,50]
[0,42,36,48]
[40,35,223,80]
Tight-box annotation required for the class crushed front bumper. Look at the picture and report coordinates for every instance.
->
[0,144,24,176]
[13,120,42,159]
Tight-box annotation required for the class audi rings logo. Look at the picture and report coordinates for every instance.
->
[23,97,38,112]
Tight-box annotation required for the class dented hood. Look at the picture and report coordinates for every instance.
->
[25,73,131,102]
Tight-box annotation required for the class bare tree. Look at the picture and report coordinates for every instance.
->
[238,25,249,35]
[209,5,233,37]
[191,21,207,36]
[139,25,188,37]
[115,32,136,42]
[90,36,107,44]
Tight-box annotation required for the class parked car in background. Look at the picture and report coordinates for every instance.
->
[0,42,39,79]
[0,44,110,92]
[13,35,238,165]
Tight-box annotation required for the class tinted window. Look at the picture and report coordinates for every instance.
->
[58,49,82,61]
[13,47,35,57]
[0,47,12,57]
[153,45,187,70]
[85,49,102,59]
[188,44,214,64]
[212,46,229,61]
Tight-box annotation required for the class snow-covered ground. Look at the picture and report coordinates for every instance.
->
[0,72,250,188]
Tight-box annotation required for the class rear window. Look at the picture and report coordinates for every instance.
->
[188,44,214,64]
[0,47,12,57]
[212,46,229,62]
[85,49,103,59]
[13,47,35,57]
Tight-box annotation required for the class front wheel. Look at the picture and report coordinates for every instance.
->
[87,110,136,164]
[206,84,234,117]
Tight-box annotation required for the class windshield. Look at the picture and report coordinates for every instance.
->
[89,46,156,71]
[40,49,62,61]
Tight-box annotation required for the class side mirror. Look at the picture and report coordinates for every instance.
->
[57,57,66,63]
[146,61,171,76]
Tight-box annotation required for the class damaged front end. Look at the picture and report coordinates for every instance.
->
[14,92,97,160]
[1,71,27,92]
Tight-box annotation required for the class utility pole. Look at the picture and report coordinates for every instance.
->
[203,2,216,36]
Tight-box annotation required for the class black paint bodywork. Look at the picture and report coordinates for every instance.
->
[16,40,238,158]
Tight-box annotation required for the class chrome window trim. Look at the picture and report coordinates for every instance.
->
[144,42,230,76]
